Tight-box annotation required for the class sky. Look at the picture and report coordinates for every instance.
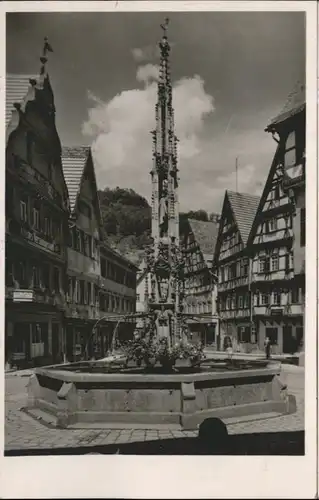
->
[6,11,305,213]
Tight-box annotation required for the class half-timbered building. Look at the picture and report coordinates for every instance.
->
[247,82,305,355]
[5,42,70,368]
[98,244,138,353]
[213,191,259,352]
[180,218,220,346]
[62,146,103,360]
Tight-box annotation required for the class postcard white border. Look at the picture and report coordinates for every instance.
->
[0,2,317,499]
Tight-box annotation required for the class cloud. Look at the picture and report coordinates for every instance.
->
[136,64,159,84]
[131,45,160,63]
[82,64,216,207]
[82,58,271,213]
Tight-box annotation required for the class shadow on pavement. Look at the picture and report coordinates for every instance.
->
[5,430,304,456]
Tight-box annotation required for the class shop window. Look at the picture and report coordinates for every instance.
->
[265,327,278,345]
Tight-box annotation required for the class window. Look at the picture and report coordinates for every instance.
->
[244,293,250,309]
[259,256,270,273]
[300,208,305,247]
[53,267,60,292]
[79,281,85,304]
[101,258,107,278]
[75,229,82,252]
[20,200,27,222]
[285,253,293,272]
[220,267,225,282]
[273,291,281,306]
[76,281,81,303]
[32,265,40,288]
[136,293,140,301]
[68,277,73,301]
[42,264,50,289]
[32,207,40,230]
[238,295,243,309]
[229,262,237,279]
[44,217,52,237]
[241,258,249,277]
[231,294,236,310]
[266,327,278,345]
[226,296,231,310]
[271,253,279,272]
[83,233,91,256]
[261,293,269,306]
[269,218,277,232]
[88,282,92,304]
[272,184,280,200]
[284,131,296,167]
[291,288,300,304]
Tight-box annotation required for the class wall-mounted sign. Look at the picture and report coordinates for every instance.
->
[13,290,34,302]
[270,307,284,316]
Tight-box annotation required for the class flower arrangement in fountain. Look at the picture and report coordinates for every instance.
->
[123,330,204,370]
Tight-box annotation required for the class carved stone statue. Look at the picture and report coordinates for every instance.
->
[155,306,172,341]
[158,276,169,302]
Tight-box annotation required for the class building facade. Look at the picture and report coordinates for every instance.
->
[98,244,138,353]
[247,82,305,354]
[179,218,220,346]
[5,47,70,368]
[62,146,103,360]
[213,191,260,352]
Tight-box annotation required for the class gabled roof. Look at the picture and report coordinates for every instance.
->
[188,218,220,262]
[246,146,281,246]
[226,191,260,245]
[266,81,305,130]
[6,74,39,129]
[61,146,91,213]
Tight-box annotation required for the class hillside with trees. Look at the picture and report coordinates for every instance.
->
[98,187,219,266]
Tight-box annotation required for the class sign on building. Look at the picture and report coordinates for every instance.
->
[13,290,34,302]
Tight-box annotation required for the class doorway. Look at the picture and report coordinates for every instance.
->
[283,326,294,354]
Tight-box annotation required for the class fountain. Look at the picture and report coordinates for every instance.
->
[26,19,296,431]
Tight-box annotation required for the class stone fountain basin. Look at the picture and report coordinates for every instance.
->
[26,361,297,430]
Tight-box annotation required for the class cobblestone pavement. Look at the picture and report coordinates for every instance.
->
[5,366,304,451]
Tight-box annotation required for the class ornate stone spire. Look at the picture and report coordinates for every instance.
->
[146,19,184,349]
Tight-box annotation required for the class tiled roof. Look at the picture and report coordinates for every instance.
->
[227,191,260,245]
[61,146,91,212]
[6,74,38,129]
[188,218,220,259]
[266,81,305,129]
